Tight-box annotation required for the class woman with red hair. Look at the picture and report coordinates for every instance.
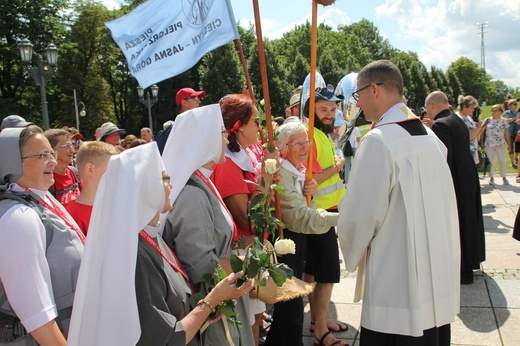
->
[211,94,279,345]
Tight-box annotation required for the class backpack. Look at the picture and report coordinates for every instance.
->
[49,166,80,197]
[0,190,53,343]
[479,118,491,147]
[341,124,356,157]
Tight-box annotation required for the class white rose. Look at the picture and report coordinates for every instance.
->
[261,270,270,281]
[260,99,265,106]
[274,239,296,255]
[264,159,278,175]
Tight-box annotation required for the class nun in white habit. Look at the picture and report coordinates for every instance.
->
[161,104,255,345]
[68,143,252,346]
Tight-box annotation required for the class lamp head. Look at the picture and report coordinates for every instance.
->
[151,85,159,98]
[45,43,58,67]
[18,39,33,65]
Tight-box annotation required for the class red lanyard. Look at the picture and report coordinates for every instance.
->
[23,187,86,245]
[194,170,238,240]
[138,230,194,294]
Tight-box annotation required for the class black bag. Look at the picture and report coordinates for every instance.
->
[476,149,485,170]
[343,140,354,157]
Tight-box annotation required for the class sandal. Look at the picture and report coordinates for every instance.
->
[314,331,348,346]
[310,320,349,333]
[516,176,520,183]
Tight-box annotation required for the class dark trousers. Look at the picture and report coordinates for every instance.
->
[265,230,306,346]
[360,324,451,346]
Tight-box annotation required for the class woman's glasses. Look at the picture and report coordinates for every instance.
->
[287,140,311,148]
[56,143,74,150]
[21,150,58,163]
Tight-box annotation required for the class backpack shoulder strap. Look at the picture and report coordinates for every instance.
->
[0,191,53,250]
[53,166,81,196]
[0,191,54,324]
[69,166,80,182]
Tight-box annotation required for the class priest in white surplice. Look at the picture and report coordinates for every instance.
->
[337,60,460,346]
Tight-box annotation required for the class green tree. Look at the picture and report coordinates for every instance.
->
[447,57,490,102]
[487,80,509,105]
[199,42,245,104]
[290,53,310,89]
[248,39,291,117]
[0,0,69,122]
[445,70,463,106]
[338,19,396,61]
[318,50,345,87]
[53,1,117,135]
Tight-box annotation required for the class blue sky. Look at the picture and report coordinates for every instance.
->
[104,0,520,89]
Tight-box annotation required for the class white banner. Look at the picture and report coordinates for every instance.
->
[105,0,239,88]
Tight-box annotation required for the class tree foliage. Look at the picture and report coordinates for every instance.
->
[447,57,490,102]
[2,4,517,135]
[0,0,69,124]
[199,42,245,104]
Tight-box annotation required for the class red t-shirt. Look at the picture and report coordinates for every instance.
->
[52,167,81,208]
[65,200,93,236]
[211,158,257,238]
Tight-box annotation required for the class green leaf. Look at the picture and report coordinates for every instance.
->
[193,292,206,302]
[248,194,264,212]
[273,184,285,194]
[272,263,294,279]
[247,257,260,278]
[235,276,249,288]
[230,254,244,273]
[268,267,288,286]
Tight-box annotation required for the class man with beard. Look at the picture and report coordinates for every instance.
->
[303,85,348,346]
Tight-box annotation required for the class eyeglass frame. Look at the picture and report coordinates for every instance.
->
[352,82,384,101]
[56,142,74,150]
[287,139,311,148]
[21,150,58,163]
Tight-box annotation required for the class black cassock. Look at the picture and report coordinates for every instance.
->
[513,205,520,242]
[432,110,486,272]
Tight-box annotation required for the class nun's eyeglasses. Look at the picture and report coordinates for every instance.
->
[21,150,58,163]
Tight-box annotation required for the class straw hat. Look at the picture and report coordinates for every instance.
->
[250,277,314,304]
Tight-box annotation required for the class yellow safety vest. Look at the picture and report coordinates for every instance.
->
[313,128,345,210]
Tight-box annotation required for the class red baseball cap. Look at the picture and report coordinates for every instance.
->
[71,133,83,140]
[176,88,206,106]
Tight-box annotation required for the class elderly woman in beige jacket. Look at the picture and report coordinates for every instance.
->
[265,120,344,346]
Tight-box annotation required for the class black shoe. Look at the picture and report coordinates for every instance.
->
[461,270,474,284]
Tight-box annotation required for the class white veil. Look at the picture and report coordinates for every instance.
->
[68,143,165,345]
[159,104,224,228]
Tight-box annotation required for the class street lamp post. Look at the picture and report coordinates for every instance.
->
[137,85,159,134]
[18,38,58,130]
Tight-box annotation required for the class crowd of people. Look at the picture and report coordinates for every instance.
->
[0,60,519,346]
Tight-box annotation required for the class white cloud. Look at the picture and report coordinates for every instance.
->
[375,0,520,87]
[237,8,351,40]
[98,0,121,10]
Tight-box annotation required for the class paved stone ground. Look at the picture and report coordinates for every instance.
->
[298,173,520,346]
